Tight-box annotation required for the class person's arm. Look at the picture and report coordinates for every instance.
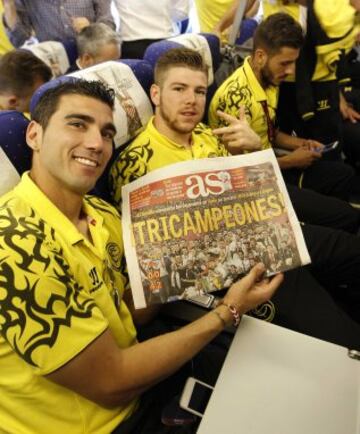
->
[2,0,32,47]
[47,264,282,408]
[93,0,115,30]
[275,130,323,168]
[213,0,257,37]
[339,89,360,123]
[122,288,161,326]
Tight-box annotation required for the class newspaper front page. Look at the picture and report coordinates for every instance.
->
[122,150,311,309]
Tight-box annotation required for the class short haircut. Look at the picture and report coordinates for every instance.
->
[0,49,52,96]
[32,79,115,129]
[154,47,208,86]
[253,12,304,55]
[76,23,121,57]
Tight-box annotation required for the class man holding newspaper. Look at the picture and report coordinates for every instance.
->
[110,47,360,350]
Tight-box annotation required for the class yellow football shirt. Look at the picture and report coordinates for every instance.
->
[262,0,302,22]
[0,3,13,55]
[194,0,233,33]
[0,173,138,434]
[109,116,229,211]
[208,56,278,150]
[312,0,358,82]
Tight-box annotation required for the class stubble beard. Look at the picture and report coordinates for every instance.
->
[159,105,196,135]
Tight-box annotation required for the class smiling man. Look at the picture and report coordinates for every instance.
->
[110,47,261,201]
[0,79,283,433]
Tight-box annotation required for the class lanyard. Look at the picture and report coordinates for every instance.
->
[260,100,276,145]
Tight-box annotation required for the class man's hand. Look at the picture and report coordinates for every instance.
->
[300,139,324,153]
[222,263,282,320]
[212,107,262,154]
[72,17,90,33]
[340,91,360,123]
[284,147,321,169]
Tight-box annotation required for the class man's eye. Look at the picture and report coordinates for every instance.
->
[69,121,85,128]
[102,131,115,140]
[173,87,184,92]
[196,89,207,96]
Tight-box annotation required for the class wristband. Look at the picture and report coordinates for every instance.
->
[221,303,241,327]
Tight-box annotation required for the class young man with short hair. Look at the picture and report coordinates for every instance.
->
[2,0,115,47]
[209,13,360,204]
[0,49,52,112]
[75,23,121,70]
[109,47,360,349]
[0,79,281,433]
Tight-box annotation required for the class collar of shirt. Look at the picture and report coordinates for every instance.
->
[148,116,197,150]
[15,172,104,246]
[243,56,278,109]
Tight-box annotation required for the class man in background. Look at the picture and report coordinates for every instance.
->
[113,0,190,58]
[0,49,51,112]
[109,47,360,347]
[2,0,115,47]
[75,23,121,70]
[209,13,360,230]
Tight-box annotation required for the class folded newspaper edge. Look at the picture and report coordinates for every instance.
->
[122,149,311,309]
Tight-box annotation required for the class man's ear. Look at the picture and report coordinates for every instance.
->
[78,53,93,69]
[150,83,160,107]
[253,48,268,68]
[26,121,43,152]
[2,95,18,110]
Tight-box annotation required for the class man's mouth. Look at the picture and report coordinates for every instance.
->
[73,156,99,167]
[181,111,197,117]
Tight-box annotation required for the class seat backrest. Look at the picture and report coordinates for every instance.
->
[23,41,71,78]
[143,33,220,121]
[31,59,154,201]
[0,111,31,196]
[69,59,154,149]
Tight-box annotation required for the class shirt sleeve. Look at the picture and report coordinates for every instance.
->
[93,0,115,29]
[0,236,109,375]
[109,144,150,213]
[3,0,32,47]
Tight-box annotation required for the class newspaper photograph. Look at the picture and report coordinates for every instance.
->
[122,149,311,309]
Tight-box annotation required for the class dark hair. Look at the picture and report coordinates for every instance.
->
[253,12,304,55]
[0,49,52,95]
[154,47,208,86]
[32,79,115,129]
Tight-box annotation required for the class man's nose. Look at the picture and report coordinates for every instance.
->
[285,63,295,75]
[85,127,103,150]
[185,89,197,104]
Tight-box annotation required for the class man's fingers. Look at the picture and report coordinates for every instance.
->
[261,272,284,293]
[212,125,241,136]
[240,263,266,289]
[238,105,246,122]
[216,110,238,124]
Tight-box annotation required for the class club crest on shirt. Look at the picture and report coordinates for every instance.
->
[106,242,122,270]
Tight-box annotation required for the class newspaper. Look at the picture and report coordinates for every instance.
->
[122,149,311,309]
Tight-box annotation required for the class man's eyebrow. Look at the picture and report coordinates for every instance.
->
[64,113,95,122]
[64,114,117,135]
[170,82,207,89]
